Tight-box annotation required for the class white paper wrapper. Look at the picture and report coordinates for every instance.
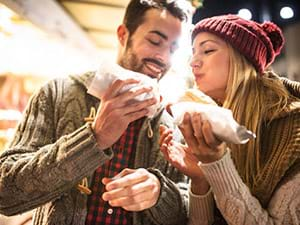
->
[170,102,256,144]
[87,60,161,118]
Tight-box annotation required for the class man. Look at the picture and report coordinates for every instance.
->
[0,0,191,225]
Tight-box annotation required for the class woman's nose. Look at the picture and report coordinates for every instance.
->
[190,55,201,68]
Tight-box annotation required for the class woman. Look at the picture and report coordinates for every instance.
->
[159,14,300,224]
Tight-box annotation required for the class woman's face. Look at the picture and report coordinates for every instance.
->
[190,32,230,103]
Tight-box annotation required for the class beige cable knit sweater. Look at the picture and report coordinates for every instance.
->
[189,151,300,225]
[188,79,300,225]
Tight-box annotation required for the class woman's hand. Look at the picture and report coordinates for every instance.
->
[179,112,226,163]
[159,125,202,180]
[159,125,210,194]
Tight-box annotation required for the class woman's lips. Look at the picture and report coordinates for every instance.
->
[193,73,204,79]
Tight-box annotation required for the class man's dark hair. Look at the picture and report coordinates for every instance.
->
[123,0,191,36]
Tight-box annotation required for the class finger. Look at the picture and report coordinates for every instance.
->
[117,85,154,104]
[123,97,157,115]
[102,177,111,185]
[124,108,149,123]
[106,86,156,111]
[160,143,169,159]
[122,199,153,211]
[159,125,172,147]
[159,130,173,160]
[108,194,155,212]
[103,78,140,100]
[160,136,173,161]
[107,186,158,211]
[102,168,135,186]
[159,125,167,146]
[103,177,155,202]
[159,124,167,134]
[105,168,148,191]
[190,112,204,142]
[107,98,155,123]
[178,112,193,140]
[202,120,222,148]
[166,103,173,116]
[179,113,199,151]
[160,140,177,163]
[111,191,153,209]
[164,134,173,147]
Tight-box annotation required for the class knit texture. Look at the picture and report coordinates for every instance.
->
[192,14,284,73]
[188,79,300,225]
[0,71,189,225]
[253,104,300,207]
[190,150,300,225]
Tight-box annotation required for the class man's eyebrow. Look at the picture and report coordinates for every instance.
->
[149,30,168,40]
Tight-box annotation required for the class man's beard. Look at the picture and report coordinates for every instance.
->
[119,38,168,79]
[119,42,144,74]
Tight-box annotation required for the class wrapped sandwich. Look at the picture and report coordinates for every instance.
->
[87,60,161,118]
[171,88,255,144]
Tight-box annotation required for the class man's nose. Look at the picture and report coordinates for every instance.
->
[154,52,168,67]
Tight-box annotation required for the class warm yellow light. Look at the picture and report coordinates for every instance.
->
[0,4,15,22]
[0,3,98,77]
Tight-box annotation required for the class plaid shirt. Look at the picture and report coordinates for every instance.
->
[85,118,144,225]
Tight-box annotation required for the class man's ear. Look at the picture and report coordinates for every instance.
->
[117,24,129,46]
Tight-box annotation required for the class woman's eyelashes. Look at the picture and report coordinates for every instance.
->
[193,45,217,55]
[203,49,216,54]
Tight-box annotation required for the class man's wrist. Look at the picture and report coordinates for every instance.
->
[89,123,109,150]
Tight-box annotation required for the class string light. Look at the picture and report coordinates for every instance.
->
[238,8,252,20]
[280,6,294,20]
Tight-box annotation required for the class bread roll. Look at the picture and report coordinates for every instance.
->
[172,88,256,144]
[179,88,217,106]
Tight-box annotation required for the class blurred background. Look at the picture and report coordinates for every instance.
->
[1,0,300,159]
[194,0,300,80]
[1,0,300,157]
[0,0,299,224]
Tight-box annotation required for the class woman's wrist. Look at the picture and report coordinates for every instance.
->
[191,177,210,195]
[196,143,227,164]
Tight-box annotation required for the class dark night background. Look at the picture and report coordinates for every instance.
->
[193,0,300,29]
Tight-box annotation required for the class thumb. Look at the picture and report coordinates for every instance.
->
[166,103,173,116]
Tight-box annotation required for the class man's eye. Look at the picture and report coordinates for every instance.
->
[148,39,160,46]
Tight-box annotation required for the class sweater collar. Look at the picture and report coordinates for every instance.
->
[70,71,97,90]
[276,78,300,118]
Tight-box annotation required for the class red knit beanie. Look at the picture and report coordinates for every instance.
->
[192,14,285,73]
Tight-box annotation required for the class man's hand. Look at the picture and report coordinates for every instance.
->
[102,168,161,211]
[92,78,157,150]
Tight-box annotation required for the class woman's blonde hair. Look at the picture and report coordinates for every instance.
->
[222,44,291,187]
